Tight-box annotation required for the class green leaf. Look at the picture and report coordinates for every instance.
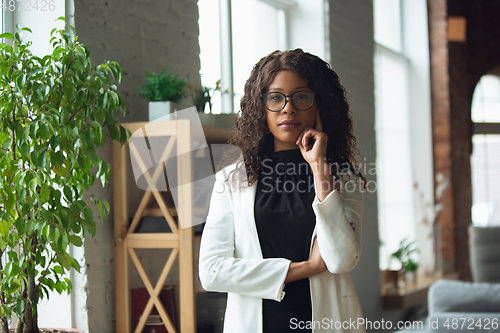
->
[108,124,118,140]
[85,128,95,147]
[29,177,37,195]
[119,126,127,143]
[38,151,47,168]
[58,252,72,271]
[50,135,60,151]
[52,165,71,177]
[70,127,79,137]
[15,217,25,234]
[85,149,99,164]
[69,235,83,247]
[0,33,14,39]
[59,210,70,229]
[76,90,85,106]
[98,93,108,109]
[63,186,72,202]
[39,123,50,140]
[61,107,70,125]
[83,206,96,237]
[0,220,11,238]
[20,142,30,160]
[21,27,33,33]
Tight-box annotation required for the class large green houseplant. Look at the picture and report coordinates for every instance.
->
[0,19,128,332]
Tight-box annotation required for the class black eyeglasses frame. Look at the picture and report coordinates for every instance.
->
[260,91,317,112]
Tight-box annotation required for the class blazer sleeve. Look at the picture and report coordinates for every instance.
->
[312,171,363,274]
[198,169,291,301]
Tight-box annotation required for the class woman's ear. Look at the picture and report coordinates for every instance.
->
[315,110,323,132]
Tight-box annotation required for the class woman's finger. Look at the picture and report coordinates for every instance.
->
[302,128,318,149]
[315,110,323,132]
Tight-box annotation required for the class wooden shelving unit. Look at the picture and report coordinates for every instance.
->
[381,273,459,309]
[112,120,229,333]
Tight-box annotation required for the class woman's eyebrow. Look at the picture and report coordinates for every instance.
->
[268,86,310,91]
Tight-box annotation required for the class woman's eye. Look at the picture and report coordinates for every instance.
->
[296,93,308,100]
[270,94,283,101]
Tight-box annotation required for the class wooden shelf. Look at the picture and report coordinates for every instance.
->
[113,121,230,333]
[381,273,459,309]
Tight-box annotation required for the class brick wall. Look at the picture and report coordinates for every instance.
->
[428,0,456,276]
[429,0,500,280]
[447,0,500,281]
[329,0,380,324]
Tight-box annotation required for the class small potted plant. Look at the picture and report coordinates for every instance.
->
[390,238,419,288]
[191,83,212,113]
[404,258,419,284]
[189,80,236,128]
[138,66,187,121]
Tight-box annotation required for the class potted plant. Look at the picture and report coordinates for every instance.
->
[390,238,419,288]
[404,258,419,284]
[190,83,212,113]
[138,66,187,121]
[189,80,235,128]
[0,20,128,332]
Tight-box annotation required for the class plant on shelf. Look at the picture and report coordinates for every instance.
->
[0,19,128,332]
[189,79,226,113]
[138,66,187,103]
[139,67,187,121]
[390,238,419,286]
[190,84,212,113]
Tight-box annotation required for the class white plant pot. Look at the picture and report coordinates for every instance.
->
[148,101,175,121]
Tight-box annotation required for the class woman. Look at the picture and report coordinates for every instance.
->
[199,49,366,333]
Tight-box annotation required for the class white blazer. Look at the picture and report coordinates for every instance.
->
[199,164,366,333]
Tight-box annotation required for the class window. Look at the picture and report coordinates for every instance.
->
[471,74,500,226]
[374,0,434,272]
[198,0,329,114]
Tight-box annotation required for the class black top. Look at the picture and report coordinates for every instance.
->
[254,149,316,332]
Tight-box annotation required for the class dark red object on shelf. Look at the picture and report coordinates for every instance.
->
[131,287,177,333]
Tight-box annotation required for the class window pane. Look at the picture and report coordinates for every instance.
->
[232,0,280,111]
[471,135,500,226]
[199,0,222,113]
[471,75,500,123]
[375,45,414,269]
[373,0,402,52]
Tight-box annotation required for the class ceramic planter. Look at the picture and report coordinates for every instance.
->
[148,101,174,121]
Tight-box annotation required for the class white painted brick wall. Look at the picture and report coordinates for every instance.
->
[329,0,382,326]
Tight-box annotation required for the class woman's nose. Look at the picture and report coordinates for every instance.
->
[282,96,296,113]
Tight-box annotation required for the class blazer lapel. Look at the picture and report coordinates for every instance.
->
[240,179,263,259]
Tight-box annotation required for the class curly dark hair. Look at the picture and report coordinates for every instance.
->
[221,49,365,190]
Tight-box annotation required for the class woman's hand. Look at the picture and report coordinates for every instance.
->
[284,237,327,283]
[296,111,334,201]
[307,237,327,275]
[296,110,328,168]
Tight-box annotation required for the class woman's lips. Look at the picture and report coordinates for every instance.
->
[279,120,301,129]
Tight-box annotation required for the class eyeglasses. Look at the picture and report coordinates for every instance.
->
[260,91,316,112]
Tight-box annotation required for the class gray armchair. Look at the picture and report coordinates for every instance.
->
[469,225,500,283]
[426,225,500,332]
[427,280,500,332]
